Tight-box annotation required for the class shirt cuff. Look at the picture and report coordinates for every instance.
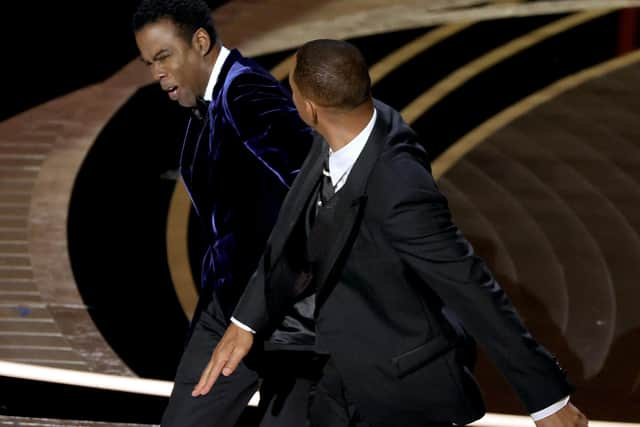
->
[530,396,570,421]
[230,317,256,334]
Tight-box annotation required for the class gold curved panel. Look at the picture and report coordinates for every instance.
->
[432,48,640,179]
[369,22,474,85]
[401,9,613,124]
[165,180,198,320]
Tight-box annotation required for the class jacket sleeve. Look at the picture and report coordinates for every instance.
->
[224,71,312,188]
[232,254,272,335]
[231,137,327,335]
[378,145,573,414]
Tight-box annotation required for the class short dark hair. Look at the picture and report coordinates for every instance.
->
[132,0,216,44]
[293,39,371,110]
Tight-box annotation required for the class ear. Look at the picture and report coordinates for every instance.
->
[305,99,319,125]
[192,28,212,56]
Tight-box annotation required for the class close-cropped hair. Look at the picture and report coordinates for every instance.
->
[293,39,371,110]
[132,0,217,44]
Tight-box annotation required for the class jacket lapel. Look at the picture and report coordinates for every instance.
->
[209,49,239,114]
[178,50,238,205]
[266,135,327,264]
[311,112,387,305]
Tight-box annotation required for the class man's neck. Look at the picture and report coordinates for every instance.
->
[322,100,375,152]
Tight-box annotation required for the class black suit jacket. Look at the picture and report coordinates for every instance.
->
[234,100,573,426]
[180,49,312,316]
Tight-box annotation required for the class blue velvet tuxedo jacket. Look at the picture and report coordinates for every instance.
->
[179,49,312,316]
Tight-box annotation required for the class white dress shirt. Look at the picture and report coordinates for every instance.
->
[231,106,567,419]
[327,109,377,191]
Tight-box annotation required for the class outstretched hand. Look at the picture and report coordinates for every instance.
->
[535,403,588,427]
[191,323,254,397]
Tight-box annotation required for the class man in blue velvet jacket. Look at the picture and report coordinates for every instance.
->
[133,1,313,426]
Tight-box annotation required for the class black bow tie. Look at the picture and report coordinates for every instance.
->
[191,97,210,121]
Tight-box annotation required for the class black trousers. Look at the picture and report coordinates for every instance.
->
[161,291,320,427]
[309,358,454,427]
[309,358,370,427]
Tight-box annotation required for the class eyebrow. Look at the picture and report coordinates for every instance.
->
[152,49,170,61]
[139,49,171,65]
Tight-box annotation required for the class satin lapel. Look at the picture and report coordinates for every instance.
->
[179,117,196,185]
[182,50,239,216]
[210,49,239,108]
[267,136,327,262]
[204,50,238,159]
[179,116,210,217]
[312,114,387,306]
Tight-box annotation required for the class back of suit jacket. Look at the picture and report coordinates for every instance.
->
[234,100,573,427]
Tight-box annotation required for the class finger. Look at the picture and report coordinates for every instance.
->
[221,346,248,376]
[192,342,231,397]
[191,358,214,397]
[196,347,230,396]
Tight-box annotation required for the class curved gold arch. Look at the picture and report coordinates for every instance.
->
[400,9,613,124]
[165,182,198,320]
[432,48,640,179]
[369,22,473,85]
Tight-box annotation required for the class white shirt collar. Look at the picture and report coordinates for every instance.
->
[203,45,231,102]
[328,108,377,191]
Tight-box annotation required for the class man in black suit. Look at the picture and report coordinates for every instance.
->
[133,1,314,426]
[195,39,589,427]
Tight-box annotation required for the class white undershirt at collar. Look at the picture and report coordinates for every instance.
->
[203,45,231,102]
[328,108,377,192]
